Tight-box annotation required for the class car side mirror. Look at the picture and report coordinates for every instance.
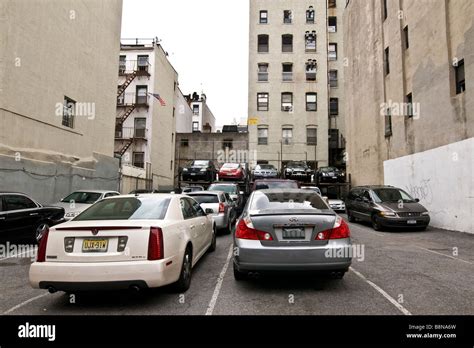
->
[415,198,420,203]
[239,191,244,195]
[205,208,214,215]
[232,197,238,201]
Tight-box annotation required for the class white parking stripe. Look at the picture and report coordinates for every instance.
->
[350,267,412,315]
[3,293,49,315]
[205,244,233,316]
[415,246,473,265]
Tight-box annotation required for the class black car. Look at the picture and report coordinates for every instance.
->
[345,186,430,231]
[0,192,65,242]
[316,166,346,183]
[182,160,217,182]
[282,161,313,182]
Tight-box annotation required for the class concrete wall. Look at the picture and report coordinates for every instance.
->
[175,88,193,133]
[0,0,122,203]
[384,138,473,234]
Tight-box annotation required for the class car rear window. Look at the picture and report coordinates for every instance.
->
[222,163,239,169]
[250,191,329,211]
[188,194,219,204]
[192,161,209,167]
[255,181,298,190]
[209,185,237,194]
[74,197,170,221]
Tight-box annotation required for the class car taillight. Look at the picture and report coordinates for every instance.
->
[315,216,350,240]
[219,202,225,213]
[37,228,50,262]
[148,227,164,260]
[235,218,273,241]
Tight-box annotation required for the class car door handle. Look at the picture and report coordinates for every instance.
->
[29,213,39,216]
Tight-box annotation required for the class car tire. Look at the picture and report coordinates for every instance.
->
[347,210,356,223]
[172,246,193,292]
[233,263,247,281]
[371,215,382,231]
[208,227,217,252]
[34,221,50,243]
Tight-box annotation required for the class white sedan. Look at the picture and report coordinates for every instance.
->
[29,194,216,293]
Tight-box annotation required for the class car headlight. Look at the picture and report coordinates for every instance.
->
[286,169,293,173]
[322,173,328,176]
[421,212,429,216]
[183,168,188,172]
[200,168,207,172]
[379,211,397,217]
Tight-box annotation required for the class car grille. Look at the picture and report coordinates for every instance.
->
[397,212,422,217]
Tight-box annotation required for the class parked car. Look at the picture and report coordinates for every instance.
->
[182,186,205,194]
[233,189,352,280]
[0,192,65,242]
[218,163,245,181]
[252,179,299,191]
[282,161,313,182]
[129,189,160,194]
[29,194,216,293]
[252,164,279,180]
[345,186,430,231]
[328,198,346,213]
[56,190,120,221]
[208,183,244,212]
[301,186,322,196]
[182,160,217,182]
[316,167,346,183]
[187,191,235,234]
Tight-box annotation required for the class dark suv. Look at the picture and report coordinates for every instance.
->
[282,161,313,182]
[182,160,217,182]
[345,186,430,231]
[316,167,346,183]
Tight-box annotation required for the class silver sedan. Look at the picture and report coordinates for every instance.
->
[233,189,352,280]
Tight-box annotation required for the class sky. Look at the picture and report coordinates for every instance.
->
[121,0,250,128]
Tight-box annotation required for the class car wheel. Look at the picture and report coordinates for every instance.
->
[347,210,356,223]
[208,227,217,252]
[233,263,247,281]
[371,215,382,231]
[34,222,50,243]
[172,246,193,292]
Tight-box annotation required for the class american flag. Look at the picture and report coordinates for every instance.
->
[148,93,166,106]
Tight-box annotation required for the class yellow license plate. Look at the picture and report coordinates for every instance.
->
[82,239,108,252]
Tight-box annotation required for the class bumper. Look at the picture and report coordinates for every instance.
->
[182,172,208,181]
[234,238,352,271]
[253,173,278,179]
[286,173,311,180]
[330,206,346,212]
[378,216,430,228]
[211,213,228,229]
[219,174,243,180]
[29,258,180,291]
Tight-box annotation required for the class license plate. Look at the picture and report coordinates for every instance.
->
[191,173,196,176]
[82,239,108,252]
[282,228,305,240]
[407,220,417,225]
[329,173,335,177]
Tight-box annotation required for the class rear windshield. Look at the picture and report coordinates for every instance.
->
[256,165,274,170]
[209,185,237,194]
[188,194,219,204]
[222,163,239,169]
[74,197,170,221]
[61,192,102,204]
[192,161,209,167]
[255,181,298,190]
[250,191,329,211]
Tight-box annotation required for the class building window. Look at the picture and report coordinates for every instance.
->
[258,127,268,145]
[406,93,413,118]
[306,6,315,23]
[329,129,339,149]
[329,69,338,87]
[258,63,269,82]
[259,10,268,24]
[384,47,390,75]
[192,122,199,132]
[193,104,200,115]
[305,31,316,52]
[307,128,317,145]
[330,98,339,116]
[328,43,337,60]
[282,127,293,145]
[136,85,148,105]
[455,59,466,94]
[257,93,269,111]
[283,10,292,24]
[258,34,269,53]
[383,0,388,20]
[134,118,146,138]
[281,93,293,112]
[181,138,189,147]
[282,34,293,52]
[328,0,337,8]
[62,96,75,128]
[223,139,233,149]
[306,93,317,111]
[282,63,293,81]
[306,59,317,81]
[328,16,337,32]
[403,26,409,50]
[119,55,126,74]
[137,55,149,72]
[385,108,392,137]
[132,152,145,169]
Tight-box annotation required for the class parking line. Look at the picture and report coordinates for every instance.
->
[415,246,473,265]
[350,267,412,315]
[205,244,233,316]
[3,293,49,315]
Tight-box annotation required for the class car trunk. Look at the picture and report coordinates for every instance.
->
[45,220,155,263]
[249,210,336,247]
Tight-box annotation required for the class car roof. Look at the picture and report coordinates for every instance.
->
[353,185,395,189]
[254,188,318,194]
[254,179,296,182]
[108,193,178,199]
[187,191,222,196]
[210,182,238,186]
[0,191,28,195]
[68,190,118,193]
